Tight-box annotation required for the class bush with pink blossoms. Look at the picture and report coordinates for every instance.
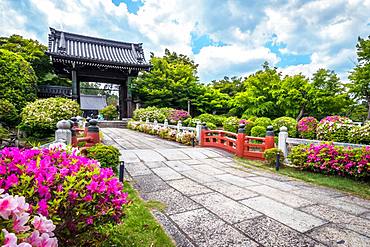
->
[298,117,318,139]
[169,109,190,124]
[288,143,370,178]
[0,147,128,245]
[316,115,353,142]
[0,189,58,246]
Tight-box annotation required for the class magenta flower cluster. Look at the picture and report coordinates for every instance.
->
[0,189,57,246]
[0,147,128,243]
[169,109,190,123]
[303,143,370,178]
[297,117,318,139]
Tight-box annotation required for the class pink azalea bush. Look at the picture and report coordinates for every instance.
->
[169,109,190,124]
[298,117,318,139]
[0,147,128,245]
[0,189,58,246]
[288,143,370,178]
[316,116,353,142]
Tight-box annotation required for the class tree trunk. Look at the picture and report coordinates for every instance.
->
[367,100,370,120]
[296,106,305,121]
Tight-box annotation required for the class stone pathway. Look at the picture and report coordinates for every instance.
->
[102,128,370,247]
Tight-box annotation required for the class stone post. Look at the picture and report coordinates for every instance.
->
[195,120,202,142]
[236,124,246,157]
[278,126,289,161]
[146,118,149,124]
[265,125,275,149]
[164,119,168,128]
[177,120,182,132]
[55,120,72,145]
[153,119,158,126]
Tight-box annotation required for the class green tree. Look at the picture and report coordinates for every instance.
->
[211,76,244,96]
[132,50,200,109]
[0,35,51,80]
[231,62,283,118]
[193,86,231,114]
[349,36,370,119]
[309,68,351,119]
[0,49,37,112]
[276,74,310,120]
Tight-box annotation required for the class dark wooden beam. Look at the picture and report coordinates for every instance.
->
[71,67,78,101]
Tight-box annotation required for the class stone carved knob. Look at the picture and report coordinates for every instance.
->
[56,120,71,129]
[280,126,288,132]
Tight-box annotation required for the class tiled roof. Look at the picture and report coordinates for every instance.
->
[80,95,107,110]
[47,28,150,70]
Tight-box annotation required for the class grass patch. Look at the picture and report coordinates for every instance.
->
[236,158,370,200]
[101,181,175,247]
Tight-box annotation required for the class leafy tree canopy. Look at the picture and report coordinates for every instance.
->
[211,76,244,96]
[0,49,37,112]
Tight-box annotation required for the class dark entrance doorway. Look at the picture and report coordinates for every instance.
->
[46,28,150,118]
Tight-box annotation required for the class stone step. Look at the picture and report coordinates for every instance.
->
[98,120,128,128]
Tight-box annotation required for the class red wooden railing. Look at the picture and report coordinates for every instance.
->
[200,127,275,160]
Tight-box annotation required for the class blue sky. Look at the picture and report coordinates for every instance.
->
[1,0,369,82]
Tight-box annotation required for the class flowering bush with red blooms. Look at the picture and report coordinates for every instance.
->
[298,117,318,139]
[289,143,370,178]
[0,189,58,246]
[0,147,128,245]
[169,109,190,124]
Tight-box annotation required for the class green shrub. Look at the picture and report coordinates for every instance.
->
[0,125,10,140]
[19,97,81,137]
[287,145,309,167]
[348,122,370,144]
[247,116,257,122]
[100,105,119,120]
[132,106,170,122]
[222,116,240,133]
[250,125,266,137]
[254,117,272,128]
[196,114,226,126]
[272,117,298,137]
[0,49,37,112]
[264,148,284,166]
[0,99,18,126]
[206,122,217,130]
[86,143,121,173]
[316,116,353,142]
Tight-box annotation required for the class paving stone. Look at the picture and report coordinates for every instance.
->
[125,162,153,177]
[215,174,259,187]
[197,158,229,168]
[212,157,234,163]
[325,199,369,216]
[142,189,201,215]
[182,169,219,183]
[236,216,324,247]
[119,150,140,163]
[152,167,183,180]
[241,196,326,232]
[291,188,343,203]
[164,160,192,172]
[361,212,370,220]
[219,167,256,177]
[247,185,314,208]
[205,181,258,200]
[170,209,259,247]
[308,224,370,247]
[152,211,195,247]
[132,174,170,193]
[192,164,226,175]
[198,148,223,158]
[168,178,212,196]
[191,192,261,224]
[247,176,299,191]
[133,149,166,162]
[180,149,209,159]
[145,161,167,169]
[181,159,204,165]
[155,149,191,160]
[300,204,370,236]
[336,195,370,209]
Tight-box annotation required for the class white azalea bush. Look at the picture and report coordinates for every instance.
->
[0,189,58,246]
[348,122,370,144]
[19,98,80,137]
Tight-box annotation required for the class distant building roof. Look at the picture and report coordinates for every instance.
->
[80,95,107,110]
[46,28,150,70]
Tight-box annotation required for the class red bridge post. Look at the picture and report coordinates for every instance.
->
[265,125,275,150]
[236,124,245,157]
[199,123,208,146]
